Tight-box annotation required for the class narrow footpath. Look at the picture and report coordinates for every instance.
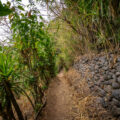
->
[41,72,75,120]
[41,68,116,120]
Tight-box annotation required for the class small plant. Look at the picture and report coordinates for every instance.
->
[0,53,24,120]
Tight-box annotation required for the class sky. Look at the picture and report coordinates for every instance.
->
[0,0,53,45]
[1,0,53,20]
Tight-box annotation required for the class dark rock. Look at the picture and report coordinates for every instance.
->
[107,74,112,79]
[103,66,109,71]
[117,77,120,83]
[104,61,108,66]
[94,57,99,61]
[97,88,106,97]
[116,72,120,77]
[112,74,117,80]
[112,82,120,89]
[103,81,112,85]
[104,85,112,93]
[73,53,120,117]
[95,65,99,69]
[111,69,116,73]
[102,99,108,108]
[103,75,109,80]
[90,71,94,76]
[99,76,104,82]
[99,56,106,63]
[116,66,120,71]
[96,97,105,104]
[117,57,120,62]
[94,76,100,81]
[112,89,120,100]
[105,71,109,75]
[112,98,120,107]
[111,106,120,116]
[95,69,99,73]
[110,79,117,83]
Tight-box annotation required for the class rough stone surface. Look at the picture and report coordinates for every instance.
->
[73,52,120,117]
[112,82,120,89]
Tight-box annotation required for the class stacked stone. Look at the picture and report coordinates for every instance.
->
[73,53,120,117]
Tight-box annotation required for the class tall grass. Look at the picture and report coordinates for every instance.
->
[63,0,120,52]
[46,0,120,54]
[48,19,78,72]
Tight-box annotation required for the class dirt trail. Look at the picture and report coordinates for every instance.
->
[41,69,116,120]
[41,72,74,120]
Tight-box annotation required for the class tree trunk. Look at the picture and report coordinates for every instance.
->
[0,102,9,120]
[8,87,24,120]
[4,81,24,120]
[6,95,16,120]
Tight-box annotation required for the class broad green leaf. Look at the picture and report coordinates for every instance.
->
[18,5,25,11]
[0,1,12,16]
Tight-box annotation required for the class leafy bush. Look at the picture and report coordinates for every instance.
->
[10,5,56,111]
[0,53,24,120]
[0,1,12,16]
[64,0,120,51]
[46,0,120,53]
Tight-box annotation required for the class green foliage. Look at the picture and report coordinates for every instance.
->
[1,0,119,119]
[0,52,21,102]
[11,9,56,79]
[48,19,76,72]
[63,0,120,52]
[0,52,24,120]
[0,53,13,77]
[9,4,56,112]
[0,1,12,16]
[17,5,24,11]
[0,1,57,118]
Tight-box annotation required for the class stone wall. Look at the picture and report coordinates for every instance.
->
[73,52,120,117]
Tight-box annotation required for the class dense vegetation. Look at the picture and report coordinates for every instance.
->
[44,0,120,53]
[0,0,120,120]
[0,1,56,120]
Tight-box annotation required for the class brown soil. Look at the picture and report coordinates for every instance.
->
[41,72,74,120]
[0,69,116,120]
[41,69,116,120]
